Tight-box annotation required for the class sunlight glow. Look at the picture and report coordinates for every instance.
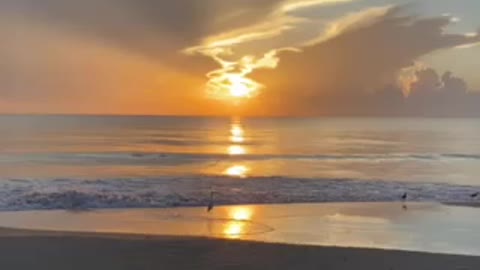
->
[230,135,245,143]
[229,79,252,98]
[225,165,249,177]
[223,207,254,238]
[228,145,246,155]
[229,122,246,149]
[182,0,359,102]
[231,126,244,137]
[281,0,354,13]
[223,222,244,238]
[230,207,253,221]
[184,47,279,100]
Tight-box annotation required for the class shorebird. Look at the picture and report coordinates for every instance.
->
[401,193,408,211]
[471,192,479,198]
[207,191,215,212]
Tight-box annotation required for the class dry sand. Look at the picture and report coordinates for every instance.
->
[0,228,478,270]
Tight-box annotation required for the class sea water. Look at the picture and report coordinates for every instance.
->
[0,115,479,210]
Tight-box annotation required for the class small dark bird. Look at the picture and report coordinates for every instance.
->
[471,192,479,198]
[400,193,408,211]
[207,191,215,212]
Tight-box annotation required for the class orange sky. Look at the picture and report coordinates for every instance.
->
[1,0,480,116]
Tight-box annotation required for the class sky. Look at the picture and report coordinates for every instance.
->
[1,0,479,116]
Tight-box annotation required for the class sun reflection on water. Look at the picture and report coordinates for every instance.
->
[230,206,253,221]
[227,121,247,158]
[223,206,254,239]
[224,119,250,177]
[231,136,245,143]
[224,165,249,177]
[228,145,246,155]
[224,222,244,238]
[230,123,245,143]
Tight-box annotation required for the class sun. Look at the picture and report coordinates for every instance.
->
[227,76,256,99]
[204,73,261,100]
[229,82,251,98]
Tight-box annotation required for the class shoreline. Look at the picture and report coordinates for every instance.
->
[0,202,480,256]
[0,225,478,258]
[0,227,479,269]
[1,176,479,212]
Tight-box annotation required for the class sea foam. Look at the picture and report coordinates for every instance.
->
[0,176,478,211]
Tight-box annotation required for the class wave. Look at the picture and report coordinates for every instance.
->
[441,154,480,160]
[142,139,260,147]
[3,152,480,165]
[0,176,479,211]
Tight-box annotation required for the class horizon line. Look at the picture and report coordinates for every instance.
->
[0,113,478,119]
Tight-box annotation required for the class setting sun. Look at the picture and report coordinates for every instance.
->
[202,73,261,100]
[226,75,257,99]
[229,81,251,98]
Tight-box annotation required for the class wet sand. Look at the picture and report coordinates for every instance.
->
[1,203,480,269]
[1,203,480,255]
[0,227,479,270]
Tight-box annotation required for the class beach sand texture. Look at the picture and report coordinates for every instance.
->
[0,203,479,269]
[0,228,479,270]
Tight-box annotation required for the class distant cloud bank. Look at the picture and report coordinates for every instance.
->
[251,6,480,116]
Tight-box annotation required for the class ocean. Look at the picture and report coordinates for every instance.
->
[0,115,479,210]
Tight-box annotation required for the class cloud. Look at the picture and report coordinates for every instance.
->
[2,0,316,114]
[305,5,393,45]
[189,0,356,52]
[281,0,354,13]
[2,0,317,76]
[0,0,217,63]
[247,5,480,116]
[184,0,355,101]
[397,67,479,117]
[0,1,479,116]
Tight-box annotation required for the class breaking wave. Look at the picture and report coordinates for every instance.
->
[3,152,480,166]
[0,176,479,211]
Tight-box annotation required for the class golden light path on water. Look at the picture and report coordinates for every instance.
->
[223,206,255,239]
[223,123,254,236]
[224,165,249,177]
[228,145,246,156]
[230,123,245,143]
[224,120,250,178]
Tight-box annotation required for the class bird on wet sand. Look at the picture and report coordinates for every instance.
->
[207,191,215,212]
[471,192,479,198]
[401,192,408,201]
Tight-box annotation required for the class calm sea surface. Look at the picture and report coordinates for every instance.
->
[0,115,479,210]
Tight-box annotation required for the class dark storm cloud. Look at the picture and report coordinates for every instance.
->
[253,6,480,116]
